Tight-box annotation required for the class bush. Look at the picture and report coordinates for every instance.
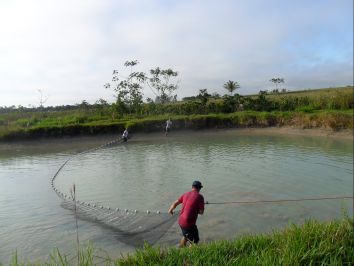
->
[295,106,316,113]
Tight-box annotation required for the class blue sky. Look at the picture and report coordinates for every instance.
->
[0,0,352,107]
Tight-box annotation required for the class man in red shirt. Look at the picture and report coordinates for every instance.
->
[168,180,205,247]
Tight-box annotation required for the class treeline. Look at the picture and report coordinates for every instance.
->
[100,86,353,117]
[140,88,353,116]
[0,100,107,114]
[0,87,352,140]
[1,87,352,119]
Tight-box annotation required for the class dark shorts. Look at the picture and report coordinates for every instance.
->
[123,137,128,142]
[165,127,170,132]
[180,224,199,243]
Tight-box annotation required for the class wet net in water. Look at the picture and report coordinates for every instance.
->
[51,138,178,247]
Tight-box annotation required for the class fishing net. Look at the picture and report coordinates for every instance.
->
[51,137,178,247]
[60,199,178,247]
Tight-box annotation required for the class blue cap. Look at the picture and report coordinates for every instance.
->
[192,180,203,188]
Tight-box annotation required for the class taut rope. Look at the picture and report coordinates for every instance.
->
[206,195,353,205]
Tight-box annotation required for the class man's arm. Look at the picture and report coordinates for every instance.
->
[168,200,181,215]
[199,196,205,215]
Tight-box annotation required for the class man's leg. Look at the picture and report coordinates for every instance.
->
[186,225,199,245]
[193,225,200,244]
[179,236,187,247]
[180,227,191,247]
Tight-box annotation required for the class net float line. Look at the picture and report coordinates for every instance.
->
[51,136,178,247]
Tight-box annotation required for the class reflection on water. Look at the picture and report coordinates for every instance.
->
[0,130,352,261]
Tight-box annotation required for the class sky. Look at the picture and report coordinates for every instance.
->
[0,0,353,107]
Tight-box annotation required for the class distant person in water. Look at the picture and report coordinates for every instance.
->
[165,118,172,136]
[168,180,205,247]
[122,128,129,142]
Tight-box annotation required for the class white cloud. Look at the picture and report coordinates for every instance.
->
[0,0,352,106]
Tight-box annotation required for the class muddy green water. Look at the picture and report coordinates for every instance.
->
[0,130,352,262]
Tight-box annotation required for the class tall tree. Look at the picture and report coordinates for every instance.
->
[148,68,178,103]
[105,60,146,115]
[37,89,49,109]
[223,80,240,95]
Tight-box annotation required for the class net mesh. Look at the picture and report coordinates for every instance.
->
[60,199,178,247]
[51,137,178,247]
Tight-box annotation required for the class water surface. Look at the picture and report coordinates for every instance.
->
[0,130,352,262]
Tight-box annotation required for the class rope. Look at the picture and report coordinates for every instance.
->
[51,137,124,202]
[51,135,171,214]
[205,195,353,205]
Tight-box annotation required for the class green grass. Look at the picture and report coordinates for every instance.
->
[4,217,354,265]
[119,217,354,266]
[245,86,353,98]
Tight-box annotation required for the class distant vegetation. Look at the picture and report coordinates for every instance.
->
[0,86,352,140]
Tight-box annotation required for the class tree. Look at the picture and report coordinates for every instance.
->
[270,77,284,91]
[148,67,178,104]
[198,89,211,106]
[94,98,109,116]
[105,61,179,115]
[211,92,221,99]
[95,98,108,105]
[79,100,89,109]
[256,90,269,111]
[105,60,146,115]
[222,95,237,113]
[37,89,49,109]
[223,80,240,96]
[146,97,154,103]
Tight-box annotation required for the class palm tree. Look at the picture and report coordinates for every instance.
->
[270,77,284,90]
[223,80,240,95]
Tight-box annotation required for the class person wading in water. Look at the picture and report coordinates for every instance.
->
[122,128,129,142]
[165,118,172,136]
[168,180,205,247]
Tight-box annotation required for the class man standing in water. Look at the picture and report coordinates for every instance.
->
[122,128,129,142]
[168,180,205,247]
[165,118,172,136]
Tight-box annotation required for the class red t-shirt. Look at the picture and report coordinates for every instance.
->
[178,190,204,228]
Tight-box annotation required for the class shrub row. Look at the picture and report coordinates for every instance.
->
[136,88,354,115]
[1,111,352,141]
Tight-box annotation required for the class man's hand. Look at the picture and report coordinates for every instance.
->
[168,200,180,215]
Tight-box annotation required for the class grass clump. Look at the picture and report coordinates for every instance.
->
[119,217,353,265]
[4,217,354,265]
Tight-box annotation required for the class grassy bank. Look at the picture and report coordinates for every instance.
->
[0,86,353,140]
[0,110,352,141]
[6,217,354,265]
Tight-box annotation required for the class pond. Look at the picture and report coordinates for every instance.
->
[0,129,352,262]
